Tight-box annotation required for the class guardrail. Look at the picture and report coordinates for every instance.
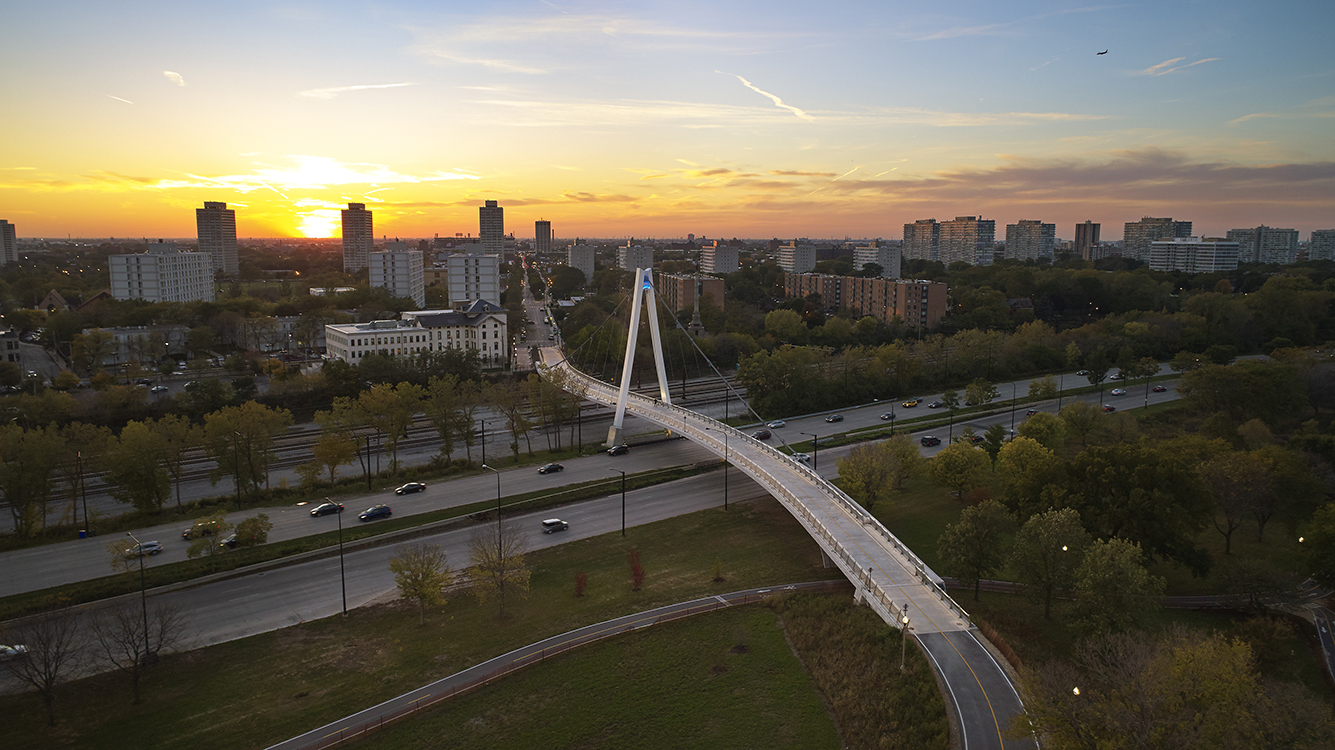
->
[541,358,974,630]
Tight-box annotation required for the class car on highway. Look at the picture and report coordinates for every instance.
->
[1102,404,1116,412]
[920,436,942,447]
[125,541,163,557]
[766,420,786,429]
[182,521,220,540]
[1110,388,1127,396]
[541,518,569,533]
[150,385,169,393]
[218,534,238,549]
[537,463,564,474]
[901,398,919,407]
[607,444,630,456]
[1110,372,1126,380]
[824,414,844,423]
[1075,369,1088,376]
[1152,385,1168,392]
[879,412,895,420]
[395,482,427,495]
[1026,409,1039,416]
[966,434,984,443]
[358,505,392,522]
[0,644,28,661]
[791,452,811,465]
[927,400,944,409]
[751,428,771,440]
[310,502,344,517]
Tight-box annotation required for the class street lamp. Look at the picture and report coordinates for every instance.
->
[332,497,347,616]
[800,432,819,471]
[607,468,626,536]
[479,419,488,467]
[1009,382,1017,436]
[899,603,912,672]
[124,531,151,659]
[232,431,242,510]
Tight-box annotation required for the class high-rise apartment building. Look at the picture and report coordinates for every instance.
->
[940,216,996,266]
[534,219,552,254]
[446,252,502,305]
[1227,225,1298,265]
[341,203,374,272]
[700,242,739,275]
[1005,220,1055,262]
[0,220,15,266]
[774,241,816,274]
[1148,237,1239,273]
[1310,230,1335,262]
[783,273,948,330]
[370,243,425,307]
[195,201,238,277]
[1123,217,1192,262]
[1074,221,1101,261]
[852,244,901,278]
[617,243,654,272]
[480,200,504,253]
[903,219,940,262]
[567,244,596,286]
[656,273,725,313]
[110,241,216,303]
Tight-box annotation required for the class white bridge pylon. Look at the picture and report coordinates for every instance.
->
[607,267,672,447]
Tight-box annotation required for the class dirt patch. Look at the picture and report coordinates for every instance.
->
[729,644,749,654]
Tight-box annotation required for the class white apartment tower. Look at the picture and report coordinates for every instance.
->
[940,216,996,266]
[617,243,654,272]
[195,201,238,277]
[700,242,739,274]
[567,244,596,287]
[342,203,374,272]
[446,252,502,305]
[775,241,816,274]
[1227,225,1298,265]
[110,241,216,303]
[0,220,15,266]
[852,244,901,278]
[1005,220,1056,262]
[535,220,552,254]
[480,200,504,253]
[1148,237,1239,273]
[370,243,425,307]
[1310,230,1335,262]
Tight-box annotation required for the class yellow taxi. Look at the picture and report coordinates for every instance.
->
[901,398,920,407]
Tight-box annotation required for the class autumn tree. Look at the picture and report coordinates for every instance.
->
[1009,508,1090,619]
[836,443,896,511]
[311,431,357,485]
[1027,374,1058,401]
[1058,401,1103,446]
[487,380,535,461]
[389,543,452,625]
[882,434,923,490]
[233,512,272,547]
[204,400,293,500]
[1017,411,1065,452]
[964,378,998,407]
[937,500,1014,600]
[88,602,188,704]
[423,374,468,460]
[927,443,988,501]
[1303,502,1335,588]
[468,518,531,619]
[187,509,234,572]
[1069,537,1165,637]
[71,329,115,374]
[0,424,65,537]
[105,420,172,513]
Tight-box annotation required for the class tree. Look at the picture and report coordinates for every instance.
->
[71,329,114,374]
[836,443,895,511]
[1027,375,1058,401]
[154,414,202,509]
[355,382,424,474]
[186,325,216,357]
[0,424,65,537]
[941,389,961,441]
[1058,401,1102,446]
[203,401,293,499]
[980,423,1006,468]
[1017,411,1065,452]
[310,432,357,485]
[467,518,531,618]
[389,543,452,625]
[88,602,188,704]
[996,437,1057,503]
[487,379,535,461]
[1009,508,1090,619]
[233,513,272,547]
[937,500,1014,600]
[628,549,646,591]
[964,378,998,407]
[1198,452,1272,555]
[0,608,84,726]
[423,374,467,460]
[1069,538,1165,637]
[882,434,924,490]
[928,443,988,501]
[1303,502,1335,588]
[105,420,172,513]
[186,509,234,571]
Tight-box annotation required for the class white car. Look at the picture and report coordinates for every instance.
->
[1110,388,1127,396]
[126,541,163,558]
[791,452,811,465]
[766,420,786,429]
[0,644,28,661]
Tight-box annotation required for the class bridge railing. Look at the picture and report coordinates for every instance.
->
[543,357,974,629]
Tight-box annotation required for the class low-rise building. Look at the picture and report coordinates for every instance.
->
[783,273,947,330]
[1148,237,1239,273]
[323,299,508,368]
[656,273,725,313]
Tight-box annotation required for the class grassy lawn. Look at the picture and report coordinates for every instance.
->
[2,497,849,750]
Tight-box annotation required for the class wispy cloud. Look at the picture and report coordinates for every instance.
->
[298,82,416,99]
[1141,57,1219,76]
[163,71,185,87]
[106,95,133,104]
[1228,94,1335,125]
[722,72,813,121]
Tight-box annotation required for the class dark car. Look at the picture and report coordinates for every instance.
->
[1075,369,1089,376]
[1110,372,1126,380]
[824,414,844,423]
[394,482,427,495]
[1102,404,1116,412]
[1026,409,1039,416]
[1152,385,1168,392]
[927,400,944,409]
[310,502,344,517]
[537,463,564,474]
[218,533,238,549]
[751,428,772,440]
[879,412,895,420]
[966,434,984,443]
[541,518,569,534]
[182,521,219,540]
[920,436,941,447]
[607,444,629,456]
[358,505,392,522]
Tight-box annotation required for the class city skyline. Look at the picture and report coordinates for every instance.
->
[3,1,1333,240]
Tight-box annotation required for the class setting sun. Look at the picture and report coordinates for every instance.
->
[296,211,339,239]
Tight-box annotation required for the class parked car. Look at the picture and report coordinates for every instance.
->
[766,420,786,429]
[358,505,392,522]
[125,541,163,557]
[537,463,564,474]
[824,414,844,423]
[1152,385,1168,392]
[395,482,427,495]
[1110,388,1127,396]
[751,429,771,440]
[310,502,344,517]
[541,518,569,533]
[901,398,920,407]
[879,412,895,420]
[607,444,630,456]
[927,400,944,409]
[920,436,942,447]
[1102,404,1116,412]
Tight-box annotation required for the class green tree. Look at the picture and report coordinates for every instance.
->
[928,443,988,501]
[105,421,171,514]
[389,543,453,625]
[71,329,114,374]
[1198,452,1272,555]
[468,518,531,619]
[1058,401,1102,446]
[1016,411,1065,452]
[154,414,202,509]
[186,325,216,357]
[882,434,923,490]
[1303,502,1335,588]
[980,423,1006,468]
[1027,375,1058,401]
[186,509,234,571]
[203,401,294,500]
[1009,508,1090,619]
[233,513,272,547]
[964,378,997,407]
[764,308,806,342]
[423,374,466,460]
[937,500,1014,600]
[1069,537,1165,637]
[836,443,895,511]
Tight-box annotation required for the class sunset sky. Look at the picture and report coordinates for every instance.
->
[3,1,1333,241]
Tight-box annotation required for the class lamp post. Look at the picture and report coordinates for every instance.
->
[124,531,151,658]
[608,468,626,536]
[1057,373,1064,411]
[899,603,911,672]
[332,497,347,616]
[232,431,242,510]
[800,432,819,471]
[365,435,372,491]
[479,419,488,467]
[1009,382,1017,436]
[890,408,896,436]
